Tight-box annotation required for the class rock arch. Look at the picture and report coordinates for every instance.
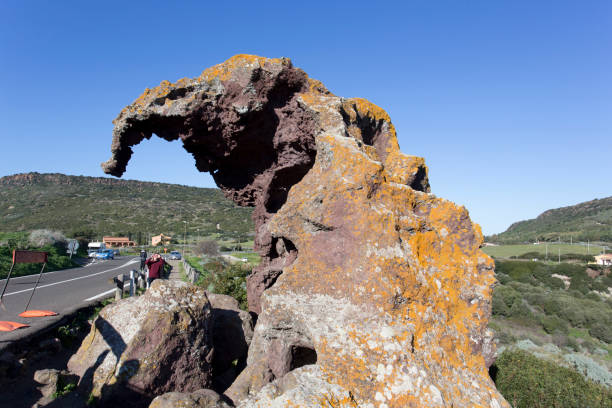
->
[102,55,428,315]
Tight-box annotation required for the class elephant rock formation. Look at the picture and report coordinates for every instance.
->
[103,55,508,408]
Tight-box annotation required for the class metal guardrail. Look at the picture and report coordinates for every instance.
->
[182,259,200,284]
[113,269,146,300]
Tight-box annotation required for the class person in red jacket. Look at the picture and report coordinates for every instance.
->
[145,253,166,287]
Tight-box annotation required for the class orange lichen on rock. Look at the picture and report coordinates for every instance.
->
[228,132,506,407]
[199,54,288,82]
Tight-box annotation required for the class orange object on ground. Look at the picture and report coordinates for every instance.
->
[18,310,58,318]
[0,321,29,331]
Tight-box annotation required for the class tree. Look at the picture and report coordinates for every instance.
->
[196,240,219,257]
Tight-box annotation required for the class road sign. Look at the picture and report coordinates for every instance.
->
[67,240,79,255]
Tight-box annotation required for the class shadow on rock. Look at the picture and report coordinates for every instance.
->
[71,316,147,407]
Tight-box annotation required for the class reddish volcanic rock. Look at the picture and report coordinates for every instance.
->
[103,55,508,407]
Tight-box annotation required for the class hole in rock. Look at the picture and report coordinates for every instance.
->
[264,161,315,213]
[269,237,297,260]
[488,364,498,383]
[289,345,317,370]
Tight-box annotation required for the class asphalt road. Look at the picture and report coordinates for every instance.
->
[0,256,140,350]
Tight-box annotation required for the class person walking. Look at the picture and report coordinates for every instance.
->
[145,253,166,288]
[140,249,147,272]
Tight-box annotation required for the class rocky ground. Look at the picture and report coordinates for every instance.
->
[0,306,96,407]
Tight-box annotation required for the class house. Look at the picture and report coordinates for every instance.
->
[102,236,136,247]
[595,254,612,266]
[152,233,172,246]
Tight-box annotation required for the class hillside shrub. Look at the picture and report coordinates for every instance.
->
[540,315,568,335]
[508,299,534,319]
[28,229,67,247]
[493,285,521,309]
[492,292,510,316]
[585,291,602,301]
[551,332,570,348]
[589,322,612,344]
[491,349,612,407]
[197,261,249,310]
[495,272,511,285]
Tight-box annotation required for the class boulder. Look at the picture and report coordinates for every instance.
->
[33,368,79,403]
[103,55,509,407]
[67,280,214,403]
[149,389,232,408]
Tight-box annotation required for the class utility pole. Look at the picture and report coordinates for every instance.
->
[183,221,187,257]
[546,243,548,261]
[588,240,590,254]
[558,248,561,264]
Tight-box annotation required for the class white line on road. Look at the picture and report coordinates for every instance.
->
[84,288,116,302]
[2,259,139,297]
[0,257,139,282]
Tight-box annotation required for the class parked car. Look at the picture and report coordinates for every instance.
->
[95,249,115,260]
[112,249,120,256]
[169,251,181,260]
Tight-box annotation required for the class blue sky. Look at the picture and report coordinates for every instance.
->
[1,1,610,235]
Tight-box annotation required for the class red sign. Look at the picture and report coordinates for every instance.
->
[12,250,48,264]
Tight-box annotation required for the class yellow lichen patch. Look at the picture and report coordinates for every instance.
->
[342,97,391,123]
[198,54,287,82]
[307,77,331,96]
[384,150,428,186]
[318,391,360,407]
[339,98,401,161]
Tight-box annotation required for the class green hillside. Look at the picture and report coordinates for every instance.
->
[0,172,254,244]
[489,197,612,244]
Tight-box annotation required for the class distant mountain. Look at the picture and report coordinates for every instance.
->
[489,197,612,244]
[0,172,254,243]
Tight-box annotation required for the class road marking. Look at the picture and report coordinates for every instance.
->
[2,259,139,297]
[0,257,139,282]
[84,288,116,302]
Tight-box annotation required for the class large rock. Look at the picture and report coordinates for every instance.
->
[67,280,214,403]
[103,55,509,407]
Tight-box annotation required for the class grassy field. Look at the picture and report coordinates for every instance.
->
[482,243,607,259]
[229,251,261,265]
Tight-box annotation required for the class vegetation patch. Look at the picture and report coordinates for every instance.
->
[490,258,612,398]
[492,349,612,407]
[0,231,84,278]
